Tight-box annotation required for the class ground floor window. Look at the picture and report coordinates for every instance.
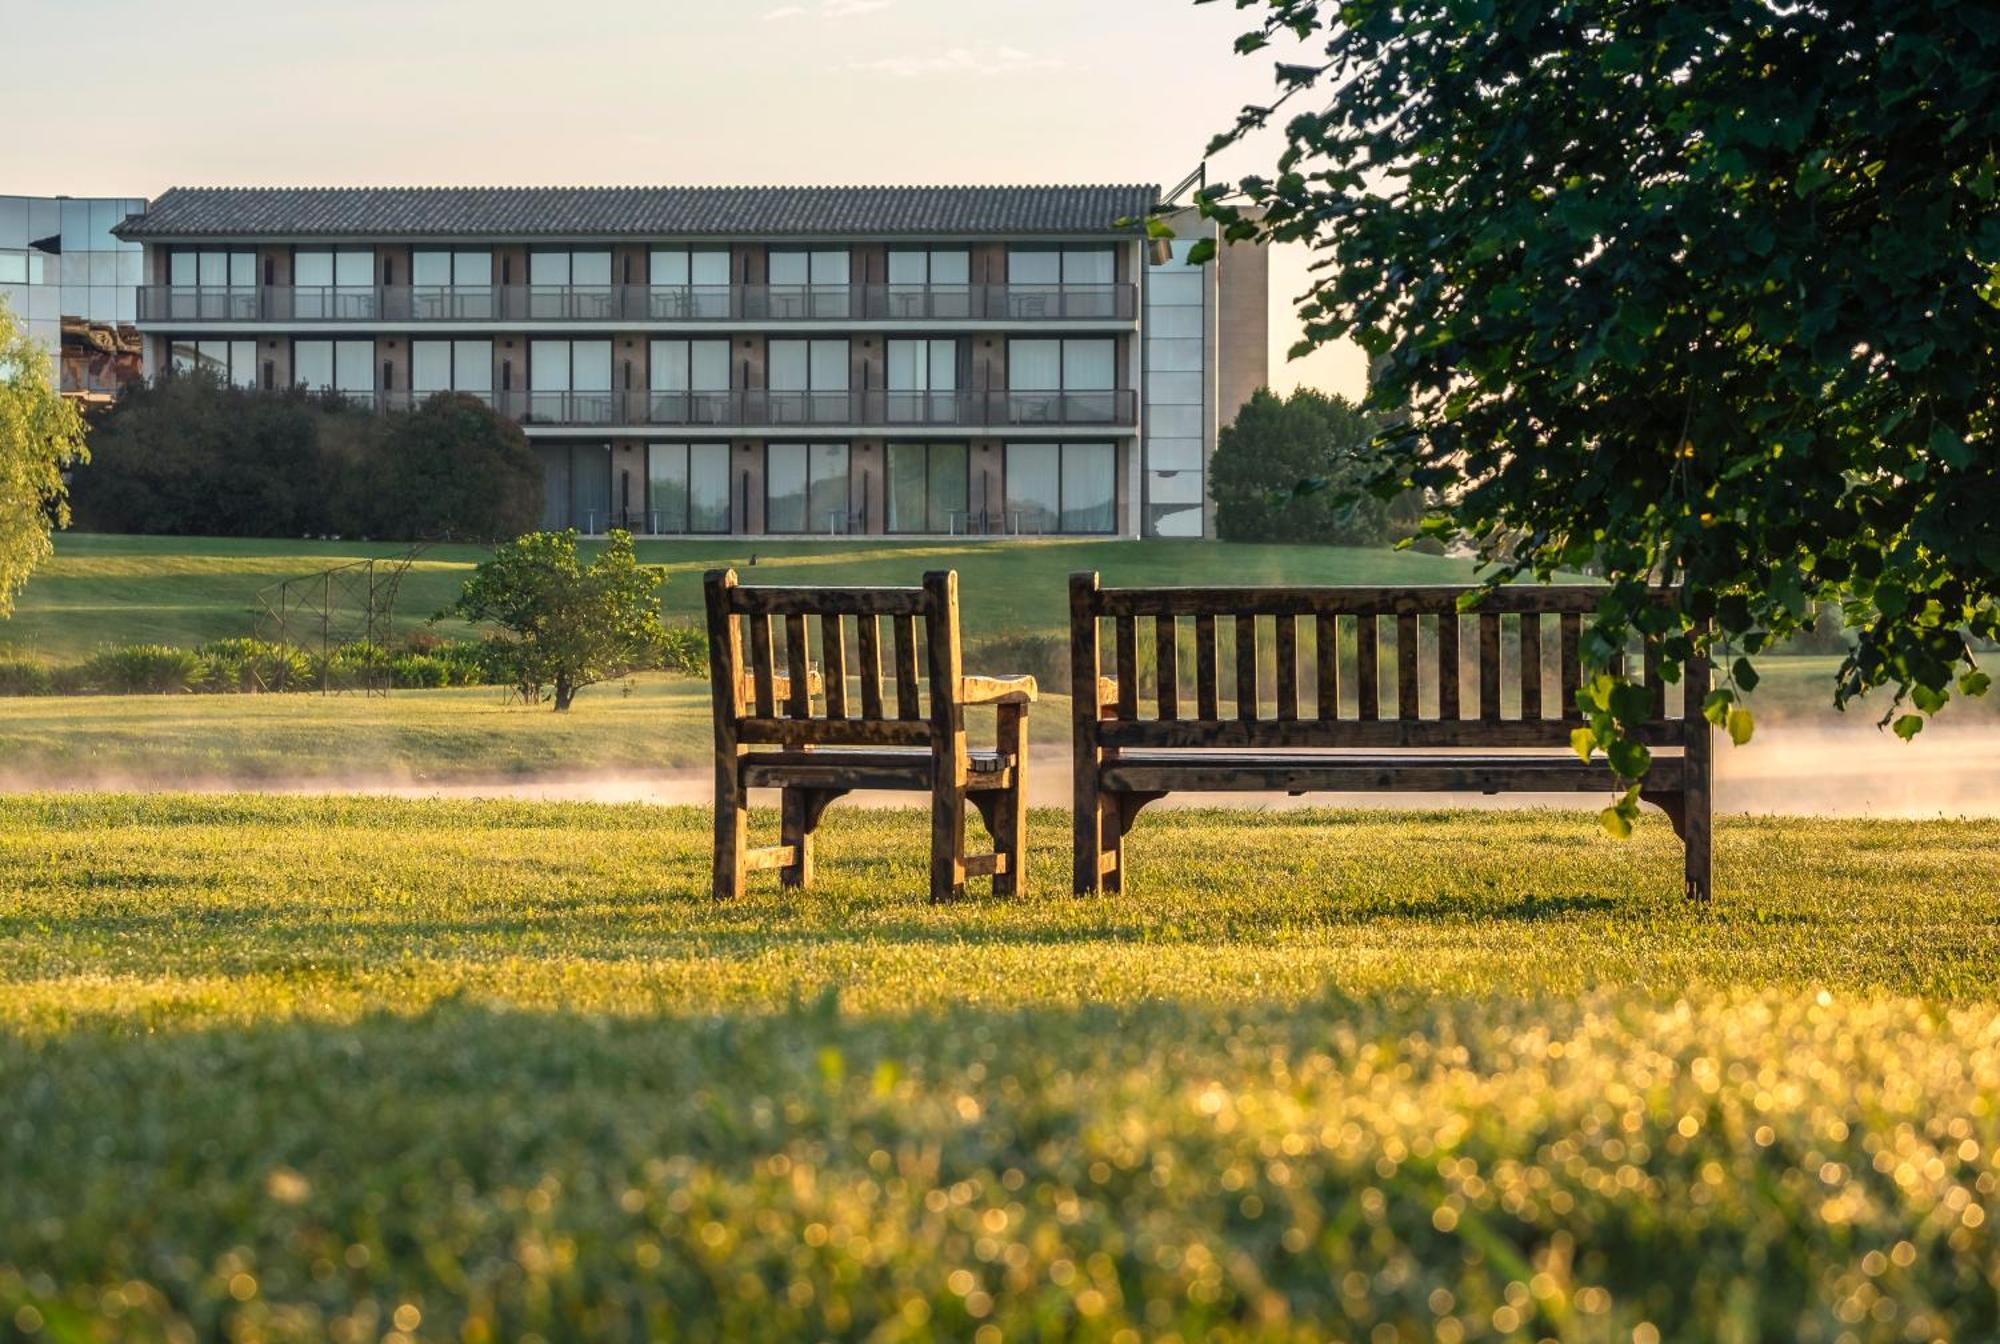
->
[170,338,257,388]
[1005,441,1116,534]
[766,442,850,534]
[647,442,730,534]
[535,443,612,533]
[885,442,969,533]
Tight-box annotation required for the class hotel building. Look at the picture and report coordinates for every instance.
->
[115,185,1266,539]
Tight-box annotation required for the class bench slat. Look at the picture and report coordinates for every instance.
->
[739,718,935,748]
[1479,613,1501,721]
[821,614,848,719]
[1090,585,1627,618]
[1114,617,1139,721]
[856,614,883,720]
[1156,615,1178,721]
[1315,614,1339,721]
[1646,640,1666,718]
[1235,615,1259,722]
[1275,615,1299,721]
[749,614,776,719]
[731,587,929,617]
[1396,612,1420,719]
[1100,753,1684,795]
[1356,614,1379,721]
[1094,718,1688,750]
[894,614,921,720]
[785,615,811,718]
[1560,613,1582,720]
[1520,613,1543,720]
[1195,615,1218,721]
[1438,611,1460,720]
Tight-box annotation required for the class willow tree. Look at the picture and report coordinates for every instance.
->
[0,304,88,617]
[1192,0,1998,820]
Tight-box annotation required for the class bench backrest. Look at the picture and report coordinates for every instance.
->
[1069,573,1701,751]
[705,568,964,750]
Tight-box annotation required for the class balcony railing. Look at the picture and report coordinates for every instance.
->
[136,283,1140,324]
[303,387,1137,429]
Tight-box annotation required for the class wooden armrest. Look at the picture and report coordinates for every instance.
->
[738,668,824,704]
[1097,676,1120,706]
[961,674,1038,706]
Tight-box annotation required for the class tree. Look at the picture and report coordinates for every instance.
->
[339,393,542,541]
[1194,0,1999,821]
[446,530,666,711]
[0,304,89,617]
[1211,386,1415,544]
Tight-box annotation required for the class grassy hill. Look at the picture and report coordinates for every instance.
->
[0,533,1489,660]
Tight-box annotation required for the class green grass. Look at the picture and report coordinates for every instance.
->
[0,532,1487,661]
[2,796,1998,1340]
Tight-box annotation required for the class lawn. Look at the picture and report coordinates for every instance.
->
[2,797,1997,1340]
[0,532,1489,661]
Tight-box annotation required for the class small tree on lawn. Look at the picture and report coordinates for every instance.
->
[1211,387,1415,544]
[0,303,88,616]
[447,530,665,711]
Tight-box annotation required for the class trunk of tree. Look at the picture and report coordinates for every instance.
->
[552,674,574,712]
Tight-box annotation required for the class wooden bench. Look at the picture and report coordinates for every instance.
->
[705,568,1036,901]
[1068,573,1712,900]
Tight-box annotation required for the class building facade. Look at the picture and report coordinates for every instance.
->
[1,194,149,401]
[117,185,1266,539]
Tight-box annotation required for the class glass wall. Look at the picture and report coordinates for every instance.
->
[165,249,257,320]
[169,338,257,388]
[886,248,970,318]
[1006,441,1116,534]
[293,249,376,319]
[1142,235,1211,537]
[529,340,613,423]
[650,248,730,319]
[0,195,147,394]
[411,340,493,400]
[1008,338,1116,422]
[649,338,730,424]
[767,339,849,423]
[767,249,850,318]
[293,339,376,403]
[646,442,731,534]
[411,250,494,319]
[765,442,850,533]
[528,250,614,319]
[1005,246,1116,317]
[886,442,969,533]
[536,444,614,532]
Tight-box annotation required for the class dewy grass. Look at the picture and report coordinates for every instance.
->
[1,795,1998,1340]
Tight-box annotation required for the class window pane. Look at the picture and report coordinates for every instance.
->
[198,252,227,286]
[886,443,928,533]
[766,444,807,532]
[196,340,229,378]
[767,339,807,391]
[929,250,970,285]
[689,444,731,533]
[570,446,611,532]
[648,443,690,532]
[334,251,373,287]
[169,252,196,286]
[229,252,256,288]
[1005,443,1061,532]
[651,250,690,286]
[927,443,968,533]
[570,251,612,285]
[1009,340,1060,390]
[690,250,730,285]
[807,443,849,530]
[454,340,492,393]
[529,252,569,286]
[929,340,957,390]
[887,250,927,285]
[294,251,332,287]
[689,340,729,391]
[412,251,451,286]
[572,340,612,390]
[809,340,847,391]
[334,341,373,394]
[231,341,256,389]
[412,340,452,393]
[171,339,198,375]
[531,340,571,390]
[454,251,492,285]
[810,250,850,285]
[1063,339,1116,390]
[294,340,332,389]
[1007,250,1060,285]
[650,340,689,392]
[768,251,808,286]
[1061,442,1117,533]
[885,340,924,391]
[1062,248,1115,285]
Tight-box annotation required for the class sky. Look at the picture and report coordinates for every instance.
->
[3,0,1364,400]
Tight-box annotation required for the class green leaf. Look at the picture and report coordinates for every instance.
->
[1570,726,1597,762]
[1598,804,1633,840]
[1726,707,1755,746]
[1892,714,1925,741]
[1960,670,1992,698]
[1184,238,1217,266]
[1702,689,1735,727]
[1930,423,1972,469]
[1910,683,1947,715]
[1731,657,1760,692]
[1606,738,1651,780]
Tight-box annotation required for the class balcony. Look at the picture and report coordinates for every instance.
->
[337,387,1138,430]
[135,282,1140,325]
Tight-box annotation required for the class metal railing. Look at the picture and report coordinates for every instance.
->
[136,282,1140,324]
[487,388,1137,429]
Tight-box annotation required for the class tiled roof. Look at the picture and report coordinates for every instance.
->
[115,184,1160,240]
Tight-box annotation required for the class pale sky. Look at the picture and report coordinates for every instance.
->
[4,0,1364,401]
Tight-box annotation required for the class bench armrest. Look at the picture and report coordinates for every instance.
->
[961,674,1038,706]
[1096,676,1120,707]
[737,668,824,706]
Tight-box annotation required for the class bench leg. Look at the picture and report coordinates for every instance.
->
[931,778,967,903]
[713,766,747,901]
[1684,783,1712,903]
[994,704,1028,898]
[779,787,815,889]
[1099,797,1124,895]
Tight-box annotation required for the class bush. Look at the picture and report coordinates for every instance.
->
[965,632,1068,689]
[0,659,53,697]
[81,644,204,694]
[656,623,709,678]
[389,654,451,689]
[194,638,312,693]
[341,394,543,542]
[1210,387,1424,545]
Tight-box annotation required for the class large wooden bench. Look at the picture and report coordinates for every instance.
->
[705,568,1036,902]
[1068,573,1713,900]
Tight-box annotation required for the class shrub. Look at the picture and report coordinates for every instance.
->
[1210,387,1424,545]
[0,659,53,697]
[194,638,312,693]
[341,394,543,541]
[389,654,451,689]
[656,623,709,678]
[965,631,1068,690]
[82,644,204,695]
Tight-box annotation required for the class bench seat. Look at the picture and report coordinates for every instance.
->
[741,748,1015,792]
[1100,752,1683,795]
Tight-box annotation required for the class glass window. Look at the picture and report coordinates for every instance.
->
[1007,441,1115,534]
[1062,340,1115,389]
[169,252,196,287]
[765,442,849,533]
[647,442,731,534]
[1061,248,1115,285]
[411,339,492,396]
[649,249,731,318]
[649,339,730,423]
[1010,338,1117,422]
[767,339,848,422]
[768,249,849,317]
[1008,339,1061,390]
[0,253,23,285]
[886,339,958,423]
[886,249,971,317]
[530,252,571,286]
[334,341,374,396]
[293,340,332,390]
[1007,251,1062,286]
[886,442,969,534]
[412,340,452,393]
[292,339,373,396]
[530,251,613,317]
[570,251,612,286]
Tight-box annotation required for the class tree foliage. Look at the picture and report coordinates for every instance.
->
[0,304,89,618]
[1211,386,1417,544]
[1195,0,1999,814]
[446,530,666,711]
[75,377,541,541]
